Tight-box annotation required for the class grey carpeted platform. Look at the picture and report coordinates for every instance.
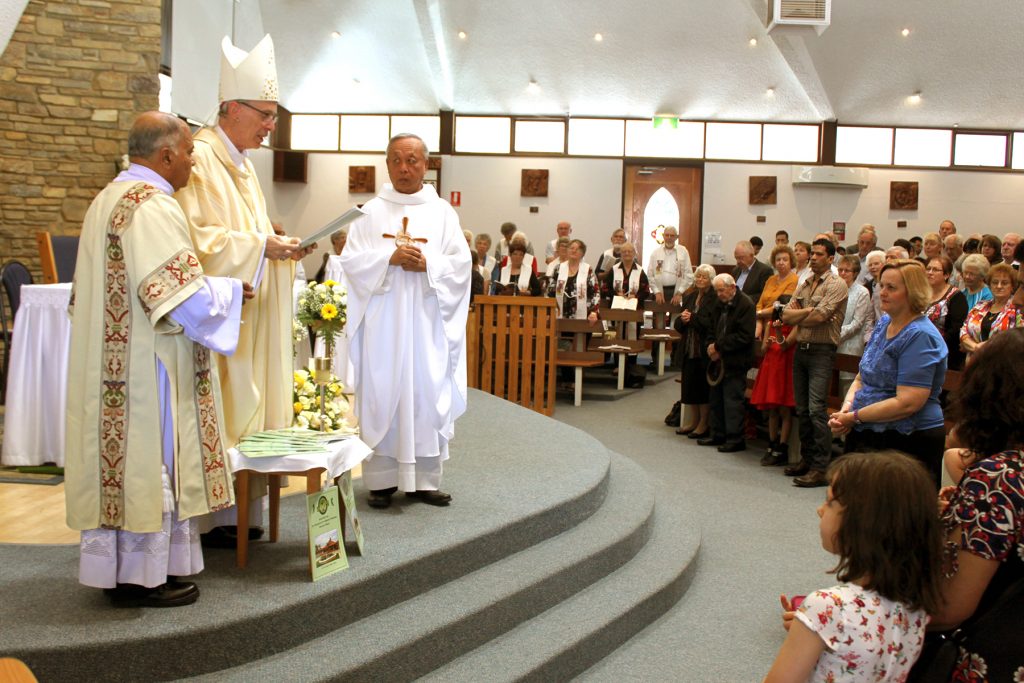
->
[0,389,700,682]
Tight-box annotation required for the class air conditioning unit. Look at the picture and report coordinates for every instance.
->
[792,166,869,189]
[767,0,831,31]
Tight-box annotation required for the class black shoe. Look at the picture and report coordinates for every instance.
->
[717,441,747,453]
[675,426,696,436]
[696,436,725,447]
[368,488,396,509]
[106,581,199,608]
[761,453,787,466]
[405,490,452,506]
[793,470,828,488]
[784,460,811,477]
[664,401,682,426]
[687,430,709,440]
[199,526,264,549]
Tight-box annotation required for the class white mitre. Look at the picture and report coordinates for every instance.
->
[219,34,279,102]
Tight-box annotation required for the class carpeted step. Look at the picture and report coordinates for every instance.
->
[180,452,656,682]
[421,493,700,683]
[1,392,619,682]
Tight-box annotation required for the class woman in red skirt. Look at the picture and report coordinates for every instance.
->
[750,294,797,466]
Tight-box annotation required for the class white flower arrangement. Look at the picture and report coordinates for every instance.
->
[292,368,350,431]
[295,280,348,345]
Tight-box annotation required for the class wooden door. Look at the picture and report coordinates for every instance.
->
[622,165,702,265]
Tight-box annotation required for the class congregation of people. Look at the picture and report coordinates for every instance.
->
[466,216,1023,680]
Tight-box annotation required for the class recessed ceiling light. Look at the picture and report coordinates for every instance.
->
[457,30,467,40]
[907,92,922,105]
[527,79,540,94]
[901,28,911,37]
[766,87,775,97]
[330,31,341,38]
[749,38,758,47]
[594,33,603,42]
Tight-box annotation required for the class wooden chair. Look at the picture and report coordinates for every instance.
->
[36,232,79,284]
[556,318,604,406]
[641,301,682,376]
[0,658,38,682]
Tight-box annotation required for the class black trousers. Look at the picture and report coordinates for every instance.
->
[709,372,747,444]
[844,426,945,487]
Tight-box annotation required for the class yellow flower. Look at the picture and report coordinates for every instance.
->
[324,279,337,287]
[321,303,338,320]
[293,401,303,414]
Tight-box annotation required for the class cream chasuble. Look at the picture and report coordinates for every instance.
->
[340,184,472,484]
[65,182,234,533]
[174,128,293,446]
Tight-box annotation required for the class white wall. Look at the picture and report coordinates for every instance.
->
[253,150,625,272]
[252,149,1024,273]
[439,155,624,259]
[701,162,1024,264]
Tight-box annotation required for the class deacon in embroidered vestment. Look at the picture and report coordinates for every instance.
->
[65,112,248,607]
[174,34,311,543]
[340,134,472,509]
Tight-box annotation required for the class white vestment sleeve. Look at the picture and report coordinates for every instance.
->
[167,276,244,356]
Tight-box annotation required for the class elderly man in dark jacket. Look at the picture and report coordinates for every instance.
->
[697,273,756,453]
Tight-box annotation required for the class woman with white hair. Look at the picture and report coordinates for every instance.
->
[959,253,993,310]
[673,264,716,437]
[863,249,887,322]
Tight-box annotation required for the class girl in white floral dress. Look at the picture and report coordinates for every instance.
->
[764,452,945,683]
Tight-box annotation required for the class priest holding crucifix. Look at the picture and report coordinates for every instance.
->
[339,134,472,509]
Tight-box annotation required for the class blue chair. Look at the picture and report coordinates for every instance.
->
[1,260,34,404]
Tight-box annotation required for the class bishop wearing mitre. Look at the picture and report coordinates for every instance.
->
[175,35,310,545]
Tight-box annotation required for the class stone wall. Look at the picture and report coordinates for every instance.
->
[0,0,161,280]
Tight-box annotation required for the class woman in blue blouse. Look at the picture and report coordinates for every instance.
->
[828,260,948,484]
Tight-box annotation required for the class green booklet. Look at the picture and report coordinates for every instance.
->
[306,485,348,581]
[338,471,365,555]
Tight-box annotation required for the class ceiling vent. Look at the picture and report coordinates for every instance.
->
[767,0,831,31]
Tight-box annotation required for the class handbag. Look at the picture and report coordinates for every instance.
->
[907,574,1024,682]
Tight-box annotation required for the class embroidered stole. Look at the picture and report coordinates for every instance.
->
[556,261,591,319]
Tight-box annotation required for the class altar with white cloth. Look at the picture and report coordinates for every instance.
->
[1,283,72,467]
[228,434,372,568]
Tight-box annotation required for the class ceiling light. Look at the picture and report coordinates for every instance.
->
[749,38,757,47]
[330,31,341,39]
[457,30,467,40]
[527,79,540,94]
[907,92,922,105]
[765,87,775,97]
[593,33,603,42]
[901,28,910,37]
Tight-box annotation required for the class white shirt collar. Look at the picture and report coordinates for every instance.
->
[214,126,248,171]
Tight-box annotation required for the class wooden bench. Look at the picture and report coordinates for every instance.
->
[641,301,682,376]
[555,318,605,406]
[591,307,647,391]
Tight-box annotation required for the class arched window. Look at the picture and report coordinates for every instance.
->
[641,187,680,265]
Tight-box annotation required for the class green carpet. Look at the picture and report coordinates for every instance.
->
[0,466,64,485]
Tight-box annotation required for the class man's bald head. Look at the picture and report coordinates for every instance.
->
[127,111,194,191]
[128,112,188,160]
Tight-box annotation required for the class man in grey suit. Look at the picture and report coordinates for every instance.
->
[731,240,773,303]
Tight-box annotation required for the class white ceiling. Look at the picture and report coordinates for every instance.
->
[258,0,1024,130]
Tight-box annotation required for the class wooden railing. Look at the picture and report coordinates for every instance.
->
[467,296,558,416]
